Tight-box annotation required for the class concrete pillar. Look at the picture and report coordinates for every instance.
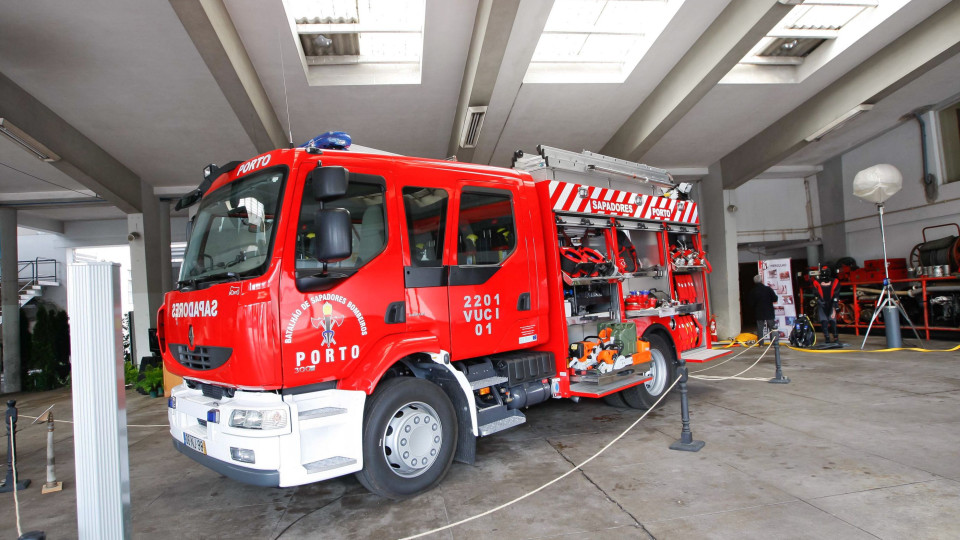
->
[68,262,131,538]
[128,188,165,364]
[806,244,821,267]
[699,163,741,338]
[158,201,173,293]
[818,156,848,262]
[0,209,20,393]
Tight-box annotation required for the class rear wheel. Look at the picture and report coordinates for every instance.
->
[602,392,628,408]
[621,333,677,410]
[355,377,457,499]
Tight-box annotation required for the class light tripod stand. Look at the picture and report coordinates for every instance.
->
[860,202,923,349]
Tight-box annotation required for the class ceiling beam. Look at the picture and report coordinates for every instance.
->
[448,0,523,160]
[169,0,287,152]
[0,73,143,214]
[449,0,554,165]
[16,213,64,235]
[601,0,792,162]
[720,1,960,189]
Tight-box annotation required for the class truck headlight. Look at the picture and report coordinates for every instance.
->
[229,409,287,430]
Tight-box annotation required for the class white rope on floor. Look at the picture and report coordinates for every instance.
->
[690,329,776,375]
[691,338,775,382]
[9,416,24,537]
[399,376,683,540]
[18,414,167,429]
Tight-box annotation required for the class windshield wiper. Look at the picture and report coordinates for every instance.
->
[195,272,240,285]
[178,272,240,290]
[177,278,197,291]
[225,251,247,268]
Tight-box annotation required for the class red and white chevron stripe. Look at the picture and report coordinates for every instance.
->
[547,180,699,224]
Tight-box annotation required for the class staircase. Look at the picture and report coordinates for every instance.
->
[0,258,60,323]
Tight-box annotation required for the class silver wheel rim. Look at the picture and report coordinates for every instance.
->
[382,401,443,478]
[644,349,668,395]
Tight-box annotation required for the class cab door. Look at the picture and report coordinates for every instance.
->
[279,163,403,386]
[398,183,453,353]
[447,181,537,360]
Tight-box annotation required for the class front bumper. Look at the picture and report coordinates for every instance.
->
[173,439,280,487]
[168,383,366,487]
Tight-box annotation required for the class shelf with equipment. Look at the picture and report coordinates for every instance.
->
[798,274,960,339]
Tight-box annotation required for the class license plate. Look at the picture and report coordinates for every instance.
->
[183,433,206,455]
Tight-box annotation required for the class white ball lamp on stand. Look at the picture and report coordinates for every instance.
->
[852,164,922,349]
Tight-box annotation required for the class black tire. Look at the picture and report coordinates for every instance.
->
[620,333,677,410]
[602,392,628,408]
[355,377,457,499]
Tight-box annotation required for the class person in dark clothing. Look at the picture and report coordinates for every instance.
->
[812,265,842,343]
[746,274,778,345]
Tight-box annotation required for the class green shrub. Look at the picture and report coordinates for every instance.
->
[136,365,164,394]
[124,361,140,386]
[25,304,70,392]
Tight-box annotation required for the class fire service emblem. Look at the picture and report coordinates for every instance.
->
[310,302,344,345]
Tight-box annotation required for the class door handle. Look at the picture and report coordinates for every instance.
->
[385,301,405,324]
[517,292,531,311]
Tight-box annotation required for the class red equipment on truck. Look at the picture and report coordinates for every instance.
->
[161,141,727,499]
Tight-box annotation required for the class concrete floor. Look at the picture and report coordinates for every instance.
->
[2,336,959,539]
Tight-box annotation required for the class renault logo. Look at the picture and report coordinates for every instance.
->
[188,325,195,350]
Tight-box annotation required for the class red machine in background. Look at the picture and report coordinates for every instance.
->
[799,223,960,336]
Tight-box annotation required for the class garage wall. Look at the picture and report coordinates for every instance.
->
[732,176,818,245]
[17,217,187,309]
[841,121,960,266]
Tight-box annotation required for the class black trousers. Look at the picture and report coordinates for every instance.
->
[757,319,777,344]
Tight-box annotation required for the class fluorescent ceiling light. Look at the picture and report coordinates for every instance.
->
[804,104,873,142]
[524,0,684,84]
[0,118,61,163]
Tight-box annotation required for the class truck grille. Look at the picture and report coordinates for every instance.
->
[200,383,234,400]
[172,344,232,371]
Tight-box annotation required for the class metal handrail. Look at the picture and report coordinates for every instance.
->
[2,258,59,291]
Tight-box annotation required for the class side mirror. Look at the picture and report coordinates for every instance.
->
[313,208,352,262]
[310,166,349,202]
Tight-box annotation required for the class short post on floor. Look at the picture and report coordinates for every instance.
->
[32,405,62,494]
[669,359,705,452]
[1,399,31,492]
[769,330,790,384]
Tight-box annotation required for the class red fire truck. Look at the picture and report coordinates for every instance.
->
[160,141,725,499]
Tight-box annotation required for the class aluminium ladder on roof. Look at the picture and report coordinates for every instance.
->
[513,145,674,197]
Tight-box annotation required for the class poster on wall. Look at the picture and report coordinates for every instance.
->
[758,258,796,338]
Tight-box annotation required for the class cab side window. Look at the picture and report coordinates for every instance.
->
[457,190,515,265]
[402,187,449,267]
[295,176,387,273]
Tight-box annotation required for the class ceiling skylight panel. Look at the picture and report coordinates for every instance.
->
[787,4,867,30]
[286,0,425,85]
[738,0,876,68]
[525,0,682,84]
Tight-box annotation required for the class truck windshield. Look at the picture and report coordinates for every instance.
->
[179,168,285,286]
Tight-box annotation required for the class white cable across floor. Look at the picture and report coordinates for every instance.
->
[691,336,776,382]
[399,376,683,540]
[17,414,167,428]
[9,416,24,537]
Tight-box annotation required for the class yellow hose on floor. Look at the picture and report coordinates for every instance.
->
[785,343,960,354]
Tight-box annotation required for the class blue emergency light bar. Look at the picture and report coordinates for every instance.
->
[300,131,352,150]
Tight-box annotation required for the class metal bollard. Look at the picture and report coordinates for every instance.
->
[769,332,791,384]
[32,405,62,494]
[669,359,705,452]
[0,400,31,492]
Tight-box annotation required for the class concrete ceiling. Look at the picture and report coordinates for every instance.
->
[0,0,958,229]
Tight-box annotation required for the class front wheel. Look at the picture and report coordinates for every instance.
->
[355,377,458,499]
[621,333,677,410]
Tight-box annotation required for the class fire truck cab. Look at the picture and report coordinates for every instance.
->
[161,141,724,499]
